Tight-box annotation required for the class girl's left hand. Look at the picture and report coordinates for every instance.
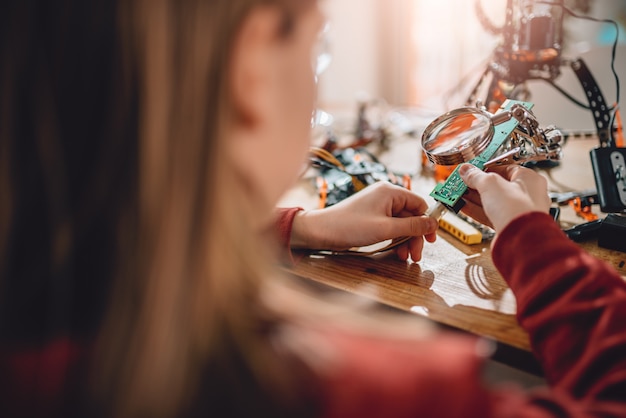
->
[290,181,438,261]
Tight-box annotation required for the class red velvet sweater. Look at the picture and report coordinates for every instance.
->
[276,208,626,418]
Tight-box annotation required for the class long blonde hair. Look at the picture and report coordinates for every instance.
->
[95,0,319,416]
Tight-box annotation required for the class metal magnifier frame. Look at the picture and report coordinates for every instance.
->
[421,104,563,168]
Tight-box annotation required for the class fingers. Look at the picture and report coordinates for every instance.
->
[383,183,430,216]
[387,214,437,262]
[460,163,528,188]
[395,236,426,262]
[347,181,430,216]
[390,216,437,262]
[394,215,438,238]
[484,163,523,180]
[409,236,425,262]
[396,244,409,262]
[459,198,493,228]
[462,163,549,207]
[458,163,494,191]
[461,188,482,207]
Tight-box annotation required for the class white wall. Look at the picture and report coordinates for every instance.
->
[318,0,625,134]
[316,0,380,108]
[317,0,413,109]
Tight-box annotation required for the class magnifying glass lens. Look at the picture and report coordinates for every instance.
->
[422,109,493,165]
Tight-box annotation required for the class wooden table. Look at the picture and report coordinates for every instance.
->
[279,133,626,374]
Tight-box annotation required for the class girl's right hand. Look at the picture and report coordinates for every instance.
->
[458,164,551,233]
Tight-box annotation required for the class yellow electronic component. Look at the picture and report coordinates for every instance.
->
[439,211,482,245]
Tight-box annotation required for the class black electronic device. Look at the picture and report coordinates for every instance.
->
[590,147,626,213]
[598,213,626,253]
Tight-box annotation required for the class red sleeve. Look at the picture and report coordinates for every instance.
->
[274,207,304,249]
[272,207,304,265]
[315,212,626,418]
[492,212,626,415]
[0,337,88,417]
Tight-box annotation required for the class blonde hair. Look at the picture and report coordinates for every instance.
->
[95,0,319,417]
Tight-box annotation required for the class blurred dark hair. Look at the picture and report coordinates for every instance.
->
[0,0,136,343]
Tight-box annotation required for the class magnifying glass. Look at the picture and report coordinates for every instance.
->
[421,104,563,169]
[422,100,563,216]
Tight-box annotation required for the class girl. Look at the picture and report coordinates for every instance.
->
[1,0,625,417]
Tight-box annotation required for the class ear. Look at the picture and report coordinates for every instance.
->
[229,6,283,128]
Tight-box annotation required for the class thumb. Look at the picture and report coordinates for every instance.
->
[391,215,438,237]
[458,164,484,190]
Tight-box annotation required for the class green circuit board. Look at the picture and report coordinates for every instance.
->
[429,100,533,211]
